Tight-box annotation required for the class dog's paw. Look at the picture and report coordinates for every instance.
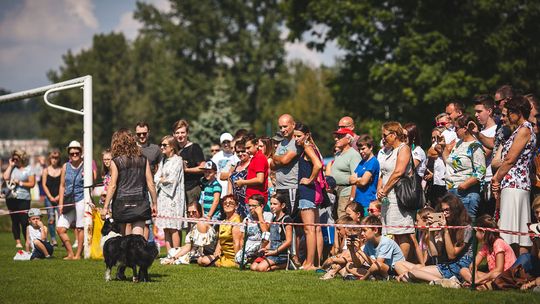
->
[105,269,112,281]
[132,277,139,283]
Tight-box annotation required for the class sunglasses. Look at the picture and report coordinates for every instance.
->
[69,152,80,157]
[442,208,450,212]
[367,208,379,213]
[160,143,169,148]
[236,150,247,154]
[136,132,148,137]
[435,122,447,127]
[222,200,236,207]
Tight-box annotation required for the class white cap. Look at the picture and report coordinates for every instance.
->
[220,133,233,143]
[67,140,82,151]
[28,208,41,217]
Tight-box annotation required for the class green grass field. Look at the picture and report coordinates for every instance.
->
[0,232,539,304]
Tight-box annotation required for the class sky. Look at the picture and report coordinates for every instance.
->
[0,0,343,93]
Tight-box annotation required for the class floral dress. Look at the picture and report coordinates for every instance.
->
[501,121,536,190]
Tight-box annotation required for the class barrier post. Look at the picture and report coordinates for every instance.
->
[470,224,478,290]
[240,219,249,270]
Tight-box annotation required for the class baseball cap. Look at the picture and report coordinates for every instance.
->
[203,160,217,171]
[333,128,355,137]
[67,140,82,151]
[28,208,41,217]
[272,131,284,142]
[220,133,234,143]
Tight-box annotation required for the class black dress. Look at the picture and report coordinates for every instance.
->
[112,155,151,223]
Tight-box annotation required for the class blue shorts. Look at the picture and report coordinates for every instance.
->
[298,199,316,210]
[436,253,472,280]
[266,255,288,265]
[31,239,54,259]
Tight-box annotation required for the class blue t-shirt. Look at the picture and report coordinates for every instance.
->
[353,157,380,207]
[363,235,405,268]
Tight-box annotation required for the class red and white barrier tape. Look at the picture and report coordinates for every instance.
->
[1,204,539,237]
[154,215,540,237]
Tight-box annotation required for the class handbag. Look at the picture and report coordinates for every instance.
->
[394,147,425,211]
[63,165,82,213]
[1,180,17,199]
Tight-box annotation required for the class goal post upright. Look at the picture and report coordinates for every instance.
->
[0,75,94,258]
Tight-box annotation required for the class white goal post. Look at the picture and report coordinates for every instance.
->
[0,75,94,258]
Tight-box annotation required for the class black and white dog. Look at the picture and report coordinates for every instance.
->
[101,218,158,282]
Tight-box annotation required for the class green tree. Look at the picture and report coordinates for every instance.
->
[134,0,291,125]
[285,0,540,144]
[192,75,249,155]
[271,62,342,155]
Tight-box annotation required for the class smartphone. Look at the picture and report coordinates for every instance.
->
[348,234,358,243]
[429,212,445,231]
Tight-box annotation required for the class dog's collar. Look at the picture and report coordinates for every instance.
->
[100,231,122,249]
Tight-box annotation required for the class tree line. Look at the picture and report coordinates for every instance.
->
[1,0,539,159]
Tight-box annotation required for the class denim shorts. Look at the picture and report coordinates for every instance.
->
[31,239,54,259]
[267,255,288,265]
[298,199,316,210]
[436,253,472,280]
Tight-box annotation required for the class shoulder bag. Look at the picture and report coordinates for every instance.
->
[394,147,425,211]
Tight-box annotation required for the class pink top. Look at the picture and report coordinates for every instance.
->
[478,238,516,271]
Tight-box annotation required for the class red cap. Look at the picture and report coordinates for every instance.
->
[333,128,355,136]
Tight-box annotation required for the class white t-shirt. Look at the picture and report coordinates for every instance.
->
[433,157,446,186]
[480,125,497,180]
[442,129,457,145]
[211,150,239,197]
[412,146,427,177]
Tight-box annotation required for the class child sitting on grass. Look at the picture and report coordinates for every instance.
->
[319,215,359,280]
[26,208,53,259]
[347,215,405,280]
[250,194,293,272]
[460,215,516,289]
[395,207,441,280]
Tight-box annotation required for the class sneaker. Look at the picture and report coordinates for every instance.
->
[15,243,23,248]
[72,241,78,248]
[440,276,461,289]
[315,269,327,274]
[320,272,336,280]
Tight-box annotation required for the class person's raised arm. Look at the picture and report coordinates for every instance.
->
[443,228,468,260]
[2,158,15,181]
